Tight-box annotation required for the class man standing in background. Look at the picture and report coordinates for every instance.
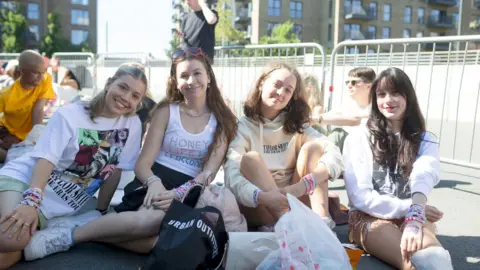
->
[178,0,218,61]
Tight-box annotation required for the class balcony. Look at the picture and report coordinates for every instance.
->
[427,16,455,28]
[476,0,480,8]
[344,6,376,20]
[427,0,456,6]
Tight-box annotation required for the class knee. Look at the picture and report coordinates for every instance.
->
[0,251,22,269]
[241,151,263,169]
[411,246,453,270]
[135,210,165,235]
[299,141,324,157]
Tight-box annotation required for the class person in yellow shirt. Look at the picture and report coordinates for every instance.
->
[0,50,56,162]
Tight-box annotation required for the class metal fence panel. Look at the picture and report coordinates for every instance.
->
[327,35,480,170]
[0,53,20,63]
[51,52,96,97]
[214,43,327,116]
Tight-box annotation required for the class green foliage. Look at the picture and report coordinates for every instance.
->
[215,0,246,46]
[165,35,182,59]
[258,21,300,56]
[0,4,28,52]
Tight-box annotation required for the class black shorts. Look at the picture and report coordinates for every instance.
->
[114,162,193,212]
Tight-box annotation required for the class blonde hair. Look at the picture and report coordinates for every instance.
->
[119,62,153,98]
[86,65,148,121]
[303,73,324,110]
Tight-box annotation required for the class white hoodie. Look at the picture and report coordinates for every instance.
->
[343,125,440,219]
[224,113,344,208]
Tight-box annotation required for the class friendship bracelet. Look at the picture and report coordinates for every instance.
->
[404,204,426,225]
[302,174,317,195]
[19,188,43,210]
[144,175,161,188]
[175,180,198,200]
[253,189,262,208]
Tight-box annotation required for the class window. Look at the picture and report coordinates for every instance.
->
[404,6,412,24]
[72,0,89,5]
[267,23,279,35]
[368,25,376,39]
[382,27,390,39]
[418,8,425,24]
[369,2,377,19]
[328,24,332,41]
[431,9,440,22]
[344,0,351,13]
[293,24,303,40]
[344,23,361,39]
[268,0,281,17]
[352,0,361,13]
[1,1,16,10]
[328,0,333,18]
[289,1,303,19]
[29,25,39,41]
[383,4,391,22]
[27,3,39,20]
[403,28,411,38]
[71,9,89,25]
[71,29,88,45]
[452,12,459,28]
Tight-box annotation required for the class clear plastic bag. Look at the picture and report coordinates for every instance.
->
[257,194,352,270]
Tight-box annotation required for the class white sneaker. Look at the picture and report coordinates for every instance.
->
[24,225,74,261]
[47,210,101,229]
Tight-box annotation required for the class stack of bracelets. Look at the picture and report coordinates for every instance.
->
[20,187,43,211]
[144,175,162,187]
[301,173,317,195]
[404,204,426,225]
[252,173,317,208]
[174,180,198,200]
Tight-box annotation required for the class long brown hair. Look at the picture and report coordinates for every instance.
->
[85,65,147,121]
[156,53,237,161]
[368,67,425,177]
[244,62,310,135]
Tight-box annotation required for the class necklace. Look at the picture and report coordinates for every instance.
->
[181,105,209,117]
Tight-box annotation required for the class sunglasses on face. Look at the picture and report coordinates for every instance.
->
[171,47,204,62]
[345,79,365,86]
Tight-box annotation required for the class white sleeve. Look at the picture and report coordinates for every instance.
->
[116,117,142,171]
[30,110,74,166]
[303,127,344,180]
[409,133,440,197]
[343,131,411,219]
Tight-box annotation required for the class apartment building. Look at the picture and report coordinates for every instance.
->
[218,0,480,50]
[0,0,97,51]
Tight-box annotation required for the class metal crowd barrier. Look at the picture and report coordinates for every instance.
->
[51,52,96,97]
[328,35,480,170]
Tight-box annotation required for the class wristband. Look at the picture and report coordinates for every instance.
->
[19,188,43,211]
[253,189,262,208]
[404,204,426,225]
[144,175,161,188]
[301,174,316,195]
[175,180,198,200]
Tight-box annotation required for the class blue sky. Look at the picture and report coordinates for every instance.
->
[97,0,172,58]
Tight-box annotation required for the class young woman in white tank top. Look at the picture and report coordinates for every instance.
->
[20,48,238,260]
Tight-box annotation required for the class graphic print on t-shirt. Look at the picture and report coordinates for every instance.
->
[372,162,411,199]
[47,128,129,211]
[161,136,209,169]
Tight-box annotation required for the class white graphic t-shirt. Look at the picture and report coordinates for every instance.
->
[155,104,217,177]
[0,103,142,219]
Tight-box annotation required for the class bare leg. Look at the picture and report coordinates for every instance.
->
[0,191,29,269]
[239,151,279,227]
[361,220,441,270]
[290,141,329,217]
[73,206,165,244]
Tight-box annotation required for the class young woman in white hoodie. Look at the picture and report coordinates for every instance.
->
[224,62,343,231]
[343,67,452,269]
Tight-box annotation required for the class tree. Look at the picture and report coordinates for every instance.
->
[165,34,182,59]
[215,0,246,46]
[0,3,28,52]
[258,21,300,56]
[40,12,73,57]
[259,21,300,44]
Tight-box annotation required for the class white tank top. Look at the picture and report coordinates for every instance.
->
[155,104,217,177]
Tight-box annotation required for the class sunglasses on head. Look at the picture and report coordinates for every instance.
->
[171,47,204,61]
[345,79,363,86]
